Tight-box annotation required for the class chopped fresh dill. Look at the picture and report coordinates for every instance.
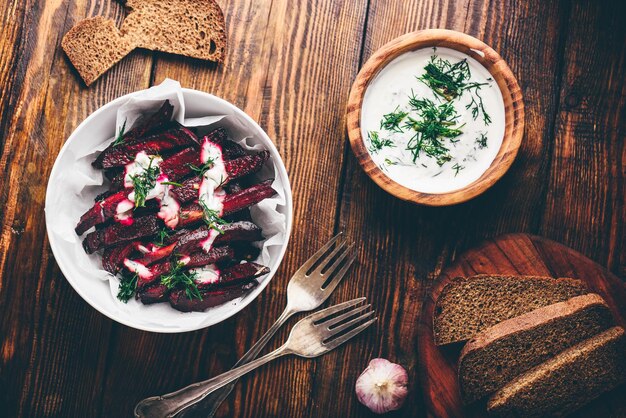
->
[452,163,464,176]
[160,181,183,187]
[380,108,408,133]
[199,199,229,233]
[130,157,160,208]
[153,227,171,246]
[188,158,215,177]
[160,262,202,301]
[418,52,491,125]
[466,89,492,125]
[367,131,395,154]
[117,271,138,303]
[384,157,397,166]
[112,119,127,147]
[476,132,488,148]
[403,98,464,166]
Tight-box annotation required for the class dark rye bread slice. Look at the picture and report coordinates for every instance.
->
[121,0,227,62]
[61,17,137,86]
[458,294,614,404]
[487,326,626,417]
[433,275,588,345]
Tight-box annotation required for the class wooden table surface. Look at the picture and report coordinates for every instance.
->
[1,0,624,417]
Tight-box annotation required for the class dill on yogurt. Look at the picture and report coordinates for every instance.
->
[418,49,492,125]
[367,131,395,154]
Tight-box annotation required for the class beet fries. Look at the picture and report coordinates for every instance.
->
[77,102,276,312]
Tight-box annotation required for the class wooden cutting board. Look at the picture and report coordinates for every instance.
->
[417,233,626,418]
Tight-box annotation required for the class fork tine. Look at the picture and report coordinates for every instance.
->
[312,239,347,275]
[306,297,365,322]
[327,310,375,334]
[320,244,355,291]
[295,232,344,275]
[323,317,378,350]
[320,303,371,328]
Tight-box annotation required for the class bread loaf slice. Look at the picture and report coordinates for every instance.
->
[433,275,587,345]
[61,17,137,86]
[487,326,626,417]
[121,0,226,62]
[458,294,613,404]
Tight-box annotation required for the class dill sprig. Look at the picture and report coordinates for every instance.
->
[117,271,138,303]
[380,108,408,133]
[452,163,464,176]
[112,119,127,147]
[153,227,171,246]
[187,157,215,177]
[403,98,464,166]
[130,157,160,208]
[160,181,183,187]
[160,262,202,301]
[367,131,395,154]
[476,132,488,149]
[418,53,491,125]
[199,199,229,233]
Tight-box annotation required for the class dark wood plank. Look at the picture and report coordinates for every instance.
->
[418,233,626,418]
[539,0,626,275]
[334,0,570,416]
[0,1,153,416]
[97,1,369,417]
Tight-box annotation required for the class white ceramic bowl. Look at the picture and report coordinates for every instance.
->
[45,88,293,333]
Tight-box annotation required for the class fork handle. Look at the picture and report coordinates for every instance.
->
[134,344,292,418]
[178,306,296,418]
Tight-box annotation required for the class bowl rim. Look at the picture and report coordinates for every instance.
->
[45,87,293,333]
[346,29,525,206]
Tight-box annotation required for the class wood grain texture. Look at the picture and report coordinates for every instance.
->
[346,29,525,206]
[0,0,624,417]
[417,234,626,418]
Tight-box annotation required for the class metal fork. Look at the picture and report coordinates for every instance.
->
[152,232,354,417]
[134,298,376,418]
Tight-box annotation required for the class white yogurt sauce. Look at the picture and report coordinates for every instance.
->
[361,47,505,194]
[116,151,182,227]
[191,264,221,284]
[198,138,227,216]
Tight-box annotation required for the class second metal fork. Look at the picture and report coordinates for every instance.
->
[135,298,375,418]
[180,232,355,417]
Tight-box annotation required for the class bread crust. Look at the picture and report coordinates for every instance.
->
[487,326,626,417]
[460,293,609,357]
[433,275,588,345]
[457,293,613,404]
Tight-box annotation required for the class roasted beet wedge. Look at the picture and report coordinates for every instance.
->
[198,262,270,290]
[206,129,247,159]
[184,246,235,269]
[159,147,201,180]
[224,150,270,180]
[138,284,170,304]
[82,216,160,254]
[134,245,235,289]
[134,242,177,266]
[178,180,276,228]
[174,221,263,255]
[108,147,200,191]
[221,179,276,215]
[102,241,137,274]
[75,190,130,235]
[98,126,199,168]
[93,101,174,168]
[169,281,259,312]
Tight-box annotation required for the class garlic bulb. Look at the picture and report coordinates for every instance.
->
[355,358,408,414]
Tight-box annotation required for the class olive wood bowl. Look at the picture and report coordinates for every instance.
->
[346,29,524,206]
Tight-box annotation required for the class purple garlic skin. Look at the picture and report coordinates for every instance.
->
[355,358,409,414]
